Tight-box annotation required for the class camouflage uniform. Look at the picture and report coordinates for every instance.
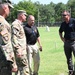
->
[0,15,16,75]
[12,19,29,75]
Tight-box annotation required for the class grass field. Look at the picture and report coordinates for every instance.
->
[12,27,69,75]
[38,27,68,75]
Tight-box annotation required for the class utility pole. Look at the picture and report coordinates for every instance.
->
[38,9,39,27]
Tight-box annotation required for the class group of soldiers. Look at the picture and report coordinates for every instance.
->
[0,0,30,75]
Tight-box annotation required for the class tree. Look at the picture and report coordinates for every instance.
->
[7,0,37,22]
[6,0,72,27]
[54,2,67,22]
[67,0,75,18]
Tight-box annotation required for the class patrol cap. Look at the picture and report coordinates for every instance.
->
[17,10,27,16]
[0,0,14,8]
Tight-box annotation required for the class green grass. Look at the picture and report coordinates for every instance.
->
[12,27,68,75]
[38,27,68,75]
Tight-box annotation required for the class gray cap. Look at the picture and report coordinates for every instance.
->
[0,0,14,8]
[17,10,27,16]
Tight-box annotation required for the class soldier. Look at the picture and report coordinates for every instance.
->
[0,0,17,75]
[12,10,30,75]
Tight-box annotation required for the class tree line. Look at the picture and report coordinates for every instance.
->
[7,0,75,26]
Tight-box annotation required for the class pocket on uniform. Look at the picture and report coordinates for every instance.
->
[16,55,28,66]
[1,28,9,44]
[2,33,9,43]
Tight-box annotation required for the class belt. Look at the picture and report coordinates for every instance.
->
[27,42,36,45]
[28,43,35,45]
[65,39,75,42]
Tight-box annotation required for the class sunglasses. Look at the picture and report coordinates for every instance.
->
[62,14,67,16]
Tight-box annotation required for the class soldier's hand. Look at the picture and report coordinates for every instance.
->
[12,64,18,72]
[16,49,23,58]
[16,52,22,58]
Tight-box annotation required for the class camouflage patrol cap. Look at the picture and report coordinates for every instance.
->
[0,0,14,8]
[17,10,27,16]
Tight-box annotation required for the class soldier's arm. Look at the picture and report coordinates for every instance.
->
[12,25,22,57]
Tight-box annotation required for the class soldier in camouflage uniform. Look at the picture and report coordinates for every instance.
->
[0,0,17,75]
[12,10,30,75]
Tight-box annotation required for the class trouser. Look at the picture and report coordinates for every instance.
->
[0,61,12,75]
[14,54,30,75]
[14,66,29,75]
[64,41,75,73]
[27,44,40,75]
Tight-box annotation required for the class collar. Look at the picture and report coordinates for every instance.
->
[0,15,5,19]
[15,19,23,25]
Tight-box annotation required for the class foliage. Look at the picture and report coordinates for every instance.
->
[67,0,75,18]
[7,0,37,22]
[54,2,67,22]
[7,0,75,26]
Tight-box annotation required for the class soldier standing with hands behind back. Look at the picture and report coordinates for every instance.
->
[0,0,17,75]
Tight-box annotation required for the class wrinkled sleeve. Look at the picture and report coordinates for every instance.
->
[12,24,21,50]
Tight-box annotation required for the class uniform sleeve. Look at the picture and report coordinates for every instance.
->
[12,23,27,56]
[0,23,16,63]
[12,24,21,50]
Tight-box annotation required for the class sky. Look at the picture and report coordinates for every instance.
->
[12,0,68,4]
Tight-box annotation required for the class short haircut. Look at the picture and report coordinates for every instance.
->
[62,10,71,16]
